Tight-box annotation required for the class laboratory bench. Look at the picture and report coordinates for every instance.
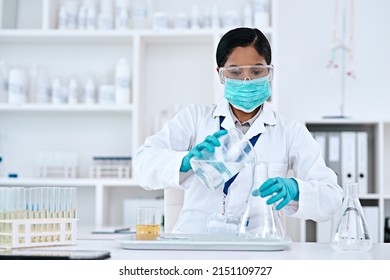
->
[63,235,390,260]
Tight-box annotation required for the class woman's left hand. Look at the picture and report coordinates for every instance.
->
[252,177,299,210]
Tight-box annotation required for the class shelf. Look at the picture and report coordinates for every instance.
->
[0,29,134,44]
[139,29,215,44]
[0,27,275,45]
[359,194,381,200]
[0,104,134,113]
[0,178,139,187]
[305,118,381,125]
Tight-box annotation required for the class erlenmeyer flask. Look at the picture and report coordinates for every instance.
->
[331,183,372,252]
[239,162,285,240]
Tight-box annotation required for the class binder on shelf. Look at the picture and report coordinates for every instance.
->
[363,206,379,242]
[341,131,357,186]
[357,131,369,195]
[313,132,327,164]
[327,132,341,186]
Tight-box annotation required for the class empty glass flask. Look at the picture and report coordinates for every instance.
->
[331,183,372,252]
[238,162,285,240]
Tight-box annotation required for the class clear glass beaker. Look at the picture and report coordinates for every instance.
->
[238,162,285,240]
[331,183,372,252]
[190,127,256,190]
[206,212,241,235]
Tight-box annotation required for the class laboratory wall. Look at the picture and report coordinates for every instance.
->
[276,0,390,121]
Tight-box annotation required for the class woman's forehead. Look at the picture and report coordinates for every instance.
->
[225,46,266,66]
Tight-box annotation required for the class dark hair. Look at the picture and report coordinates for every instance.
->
[216,27,272,67]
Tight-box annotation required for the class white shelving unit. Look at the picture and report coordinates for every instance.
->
[0,0,277,230]
[299,118,390,243]
[4,0,389,244]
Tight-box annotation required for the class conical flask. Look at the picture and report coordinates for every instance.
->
[331,183,372,252]
[238,162,285,240]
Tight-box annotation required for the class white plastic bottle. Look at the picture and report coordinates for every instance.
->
[152,12,169,30]
[68,78,79,104]
[202,7,211,29]
[115,0,129,30]
[132,0,148,29]
[8,68,27,105]
[58,5,68,30]
[243,3,253,27]
[85,0,96,30]
[52,78,63,104]
[78,5,87,30]
[35,68,49,104]
[190,5,200,29]
[223,10,240,28]
[28,65,38,103]
[115,58,131,104]
[99,0,114,30]
[84,78,96,104]
[211,4,220,29]
[86,7,96,29]
[174,13,189,29]
[253,0,270,28]
[64,0,78,29]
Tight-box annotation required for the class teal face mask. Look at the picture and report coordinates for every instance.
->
[224,76,271,113]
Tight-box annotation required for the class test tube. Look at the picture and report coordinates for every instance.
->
[70,188,77,219]
[27,188,34,243]
[4,188,16,246]
[0,188,5,246]
[16,188,26,240]
[40,188,48,242]
[31,187,40,243]
[47,187,54,241]
[9,189,17,242]
[15,188,25,244]
[54,187,61,241]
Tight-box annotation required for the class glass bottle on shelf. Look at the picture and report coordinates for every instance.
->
[331,183,372,252]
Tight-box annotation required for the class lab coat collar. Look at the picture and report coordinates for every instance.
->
[213,99,277,139]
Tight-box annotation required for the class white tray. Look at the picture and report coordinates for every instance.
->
[117,234,292,251]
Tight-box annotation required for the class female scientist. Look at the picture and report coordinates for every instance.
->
[134,27,342,234]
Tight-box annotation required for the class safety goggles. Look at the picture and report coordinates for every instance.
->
[218,65,274,84]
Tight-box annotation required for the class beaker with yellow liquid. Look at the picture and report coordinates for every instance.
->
[136,207,161,240]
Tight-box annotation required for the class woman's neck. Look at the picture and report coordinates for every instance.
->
[231,106,261,123]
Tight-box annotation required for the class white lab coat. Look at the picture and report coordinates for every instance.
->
[134,99,342,234]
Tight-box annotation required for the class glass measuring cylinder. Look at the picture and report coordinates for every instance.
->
[190,127,256,190]
[331,183,372,252]
[239,162,285,240]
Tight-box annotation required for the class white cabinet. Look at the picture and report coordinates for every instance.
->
[0,0,277,229]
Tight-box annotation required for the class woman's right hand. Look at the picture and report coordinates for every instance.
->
[179,130,228,172]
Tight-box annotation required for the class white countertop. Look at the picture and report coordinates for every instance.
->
[67,235,390,260]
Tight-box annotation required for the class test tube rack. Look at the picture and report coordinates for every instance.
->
[35,151,79,178]
[90,156,132,178]
[37,166,78,178]
[0,218,77,249]
[89,165,131,178]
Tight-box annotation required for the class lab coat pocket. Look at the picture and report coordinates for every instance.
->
[268,162,288,178]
